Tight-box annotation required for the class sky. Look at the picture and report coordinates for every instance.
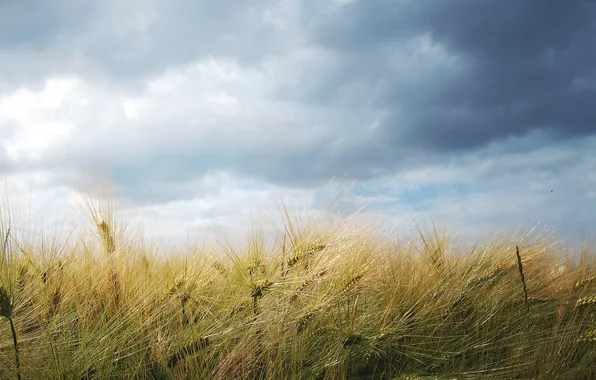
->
[0,0,595,249]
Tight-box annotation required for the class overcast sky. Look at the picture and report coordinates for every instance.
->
[1,0,595,249]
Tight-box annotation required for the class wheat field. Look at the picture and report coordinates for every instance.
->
[0,197,594,379]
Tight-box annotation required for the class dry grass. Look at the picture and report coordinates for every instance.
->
[0,198,594,379]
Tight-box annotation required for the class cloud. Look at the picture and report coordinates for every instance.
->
[0,0,594,247]
[350,134,596,248]
[307,0,596,151]
[0,0,284,88]
[0,59,345,202]
[4,0,594,189]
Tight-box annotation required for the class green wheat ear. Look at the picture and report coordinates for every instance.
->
[0,285,21,380]
[0,286,12,319]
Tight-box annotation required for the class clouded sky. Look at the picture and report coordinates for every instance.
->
[1,0,595,248]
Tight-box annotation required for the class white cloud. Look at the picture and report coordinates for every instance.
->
[352,136,596,249]
[114,171,321,248]
[0,77,81,160]
[0,51,355,192]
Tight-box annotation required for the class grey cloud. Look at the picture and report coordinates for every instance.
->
[0,0,280,86]
[81,1,279,80]
[2,0,596,206]
[0,1,95,49]
[44,145,330,205]
[306,0,596,155]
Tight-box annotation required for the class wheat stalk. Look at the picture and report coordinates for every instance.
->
[516,245,529,312]
[166,337,211,368]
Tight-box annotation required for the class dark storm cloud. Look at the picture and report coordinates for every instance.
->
[308,0,596,153]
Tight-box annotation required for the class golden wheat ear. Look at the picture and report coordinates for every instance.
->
[97,220,116,254]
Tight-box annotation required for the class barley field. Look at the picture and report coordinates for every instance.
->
[0,198,594,379]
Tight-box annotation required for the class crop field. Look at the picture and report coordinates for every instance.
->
[0,199,594,379]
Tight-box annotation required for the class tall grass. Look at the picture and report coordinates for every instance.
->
[0,198,594,379]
